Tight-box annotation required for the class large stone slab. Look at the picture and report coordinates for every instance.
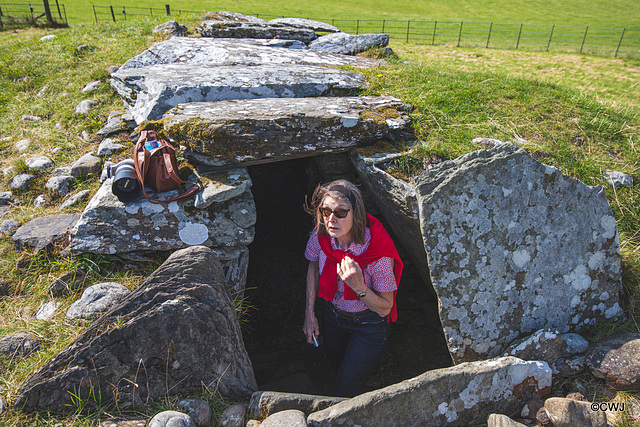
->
[585,333,640,390]
[307,357,551,426]
[163,96,411,167]
[196,20,317,43]
[415,143,624,363]
[13,213,81,253]
[267,18,340,33]
[309,33,390,55]
[16,246,257,413]
[117,38,383,71]
[111,63,365,123]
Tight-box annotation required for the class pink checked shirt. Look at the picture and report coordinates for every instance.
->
[305,228,397,312]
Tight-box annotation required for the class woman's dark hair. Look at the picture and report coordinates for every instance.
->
[306,179,367,244]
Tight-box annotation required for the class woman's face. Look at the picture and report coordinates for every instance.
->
[321,196,354,245]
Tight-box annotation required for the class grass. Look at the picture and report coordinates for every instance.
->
[0,13,639,426]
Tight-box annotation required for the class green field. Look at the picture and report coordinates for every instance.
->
[39,0,640,28]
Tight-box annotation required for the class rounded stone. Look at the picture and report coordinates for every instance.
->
[148,411,195,427]
[46,175,75,196]
[66,282,130,320]
[176,398,212,427]
[217,403,245,427]
[544,397,607,427]
[26,156,54,171]
[0,332,41,357]
[0,220,18,238]
[261,409,307,427]
[33,195,47,208]
[9,174,36,190]
[15,138,30,152]
[586,333,640,390]
[75,100,98,114]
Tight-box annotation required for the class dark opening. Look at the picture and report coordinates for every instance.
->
[243,157,452,396]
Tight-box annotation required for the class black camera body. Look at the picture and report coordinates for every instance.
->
[107,159,141,203]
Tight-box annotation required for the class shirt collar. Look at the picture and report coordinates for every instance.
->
[329,228,371,255]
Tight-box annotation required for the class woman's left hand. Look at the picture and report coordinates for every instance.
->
[337,256,366,294]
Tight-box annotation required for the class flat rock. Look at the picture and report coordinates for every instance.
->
[309,32,390,55]
[487,414,528,427]
[544,397,607,427]
[585,333,640,390]
[97,112,136,136]
[111,63,365,123]
[196,21,316,43]
[604,170,633,188]
[152,20,187,37]
[117,38,383,71]
[26,156,54,171]
[164,96,411,167]
[261,410,307,427]
[75,100,98,114]
[46,175,75,196]
[21,114,42,122]
[149,411,195,427]
[70,153,101,177]
[13,213,81,253]
[267,18,340,33]
[36,301,61,320]
[249,391,346,419]
[0,332,41,357]
[201,10,266,23]
[191,168,252,209]
[60,189,91,210]
[415,143,624,363]
[97,139,124,156]
[16,246,257,413]
[66,282,131,320]
[9,174,36,190]
[307,357,551,426]
[68,178,255,254]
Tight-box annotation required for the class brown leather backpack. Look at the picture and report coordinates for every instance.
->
[133,130,200,204]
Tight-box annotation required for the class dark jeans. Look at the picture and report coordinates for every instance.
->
[321,300,390,397]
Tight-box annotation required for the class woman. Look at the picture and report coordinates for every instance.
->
[303,179,403,397]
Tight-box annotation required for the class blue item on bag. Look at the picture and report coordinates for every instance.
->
[144,140,159,151]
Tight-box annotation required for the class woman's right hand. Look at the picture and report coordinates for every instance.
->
[303,313,320,345]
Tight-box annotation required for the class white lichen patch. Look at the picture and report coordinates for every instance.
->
[178,222,209,245]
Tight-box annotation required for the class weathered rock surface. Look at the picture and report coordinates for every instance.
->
[13,213,81,252]
[604,170,633,188]
[415,143,623,363]
[309,32,390,55]
[59,189,91,210]
[267,18,340,33]
[585,333,640,390]
[70,153,101,177]
[487,413,528,427]
[190,168,252,210]
[69,178,255,255]
[26,156,54,171]
[46,175,75,196]
[501,328,589,375]
[0,332,41,357]
[164,96,411,167]
[200,11,266,24]
[1,219,18,238]
[218,403,245,427]
[148,411,195,427]
[117,38,383,71]
[97,111,136,136]
[49,269,87,296]
[66,282,131,320]
[544,397,607,427]
[307,357,551,426]
[9,173,35,190]
[196,20,316,43]
[111,63,365,123]
[177,398,212,427]
[351,149,431,289]
[97,138,124,156]
[261,409,307,427]
[0,191,12,205]
[152,20,187,37]
[249,391,346,418]
[82,80,101,92]
[75,99,98,114]
[16,246,257,413]
[36,301,61,321]
[15,138,30,151]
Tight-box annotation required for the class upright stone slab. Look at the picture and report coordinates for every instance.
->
[307,357,551,426]
[267,18,340,33]
[111,63,365,123]
[196,21,317,43]
[163,96,411,167]
[117,38,383,71]
[16,246,257,413]
[415,143,623,363]
[309,33,390,55]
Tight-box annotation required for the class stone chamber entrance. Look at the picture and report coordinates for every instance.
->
[243,156,453,396]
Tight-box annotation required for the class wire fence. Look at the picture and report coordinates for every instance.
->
[0,1,67,27]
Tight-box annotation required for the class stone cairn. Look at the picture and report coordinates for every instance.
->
[1,11,638,427]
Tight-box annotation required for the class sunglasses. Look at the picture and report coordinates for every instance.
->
[320,207,351,219]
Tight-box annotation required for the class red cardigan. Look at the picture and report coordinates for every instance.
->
[317,214,403,322]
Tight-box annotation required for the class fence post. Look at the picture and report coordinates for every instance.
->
[165,4,170,16]
[381,19,385,33]
[580,26,589,53]
[615,28,626,57]
[30,4,34,24]
[457,21,463,47]
[432,20,437,45]
[109,5,115,22]
[356,19,359,35]
[55,0,61,19]
[515,23,523,49]
[486,22,493,48]
[406,20,410,42]
[122,6,126,20]
[547,24,555,51]
[93,5,97,23]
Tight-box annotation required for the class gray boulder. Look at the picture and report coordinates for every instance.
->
[25,156,54,171]
[33,194,47,208]
[0,191,12,205]
[70,153,101,177]
[487,414,528,427]
[309,32,390,55]
[149,411,195,427]
[75,100,98,114]
[65,282,131,321]
[16,246,257,413]
[0,332,41,357]
[261,410,307,427]
[81,81,100,92]
[97,111,136,136]
[13,213,80,253]
[196,20,316,43]
[307,357,551,426]
[15,138,30,151]
[117,38,383,71]
[191,169,252,210]
[218,403,245,427]
[585,333,640,390]
[177,398,212,427]
[59,189,91,210]
[267,18,340,33]
[604,170,633,188]
[9,174,35,190]
[1,219,18,238]
[36,301,61,321]
[201,11,266,23]
[49,269,87,296]
[111,63,365,123]
[152,20,187,37]
[249,391,346,419]
[164,96,411,167]
[415,143,624,363]
[97,138,125,156]
[544,397,607,427]
[45,175,75,196]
